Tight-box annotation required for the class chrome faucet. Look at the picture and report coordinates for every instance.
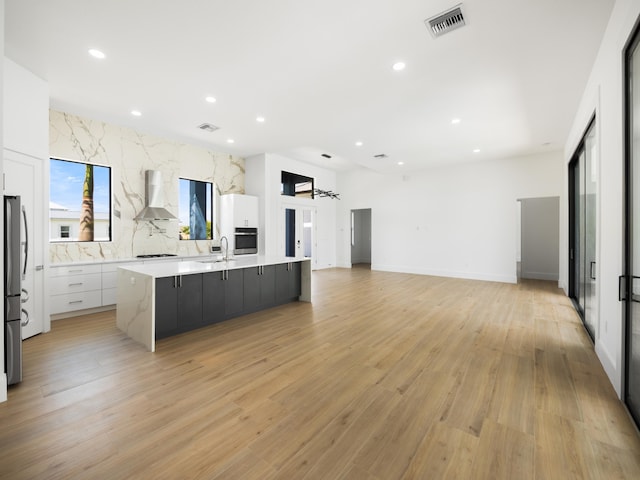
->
[220,236,229,261]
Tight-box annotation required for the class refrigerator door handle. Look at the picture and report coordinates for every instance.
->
[22,205,28,280]
[21,308,30,327]
[6,199,13,292]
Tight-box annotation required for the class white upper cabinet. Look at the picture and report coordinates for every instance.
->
[3,58,49,158]
[221,194,258,229]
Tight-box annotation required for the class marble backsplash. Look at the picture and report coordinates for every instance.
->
[49,110,244,263]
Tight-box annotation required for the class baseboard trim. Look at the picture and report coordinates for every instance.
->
[371,264,517,284]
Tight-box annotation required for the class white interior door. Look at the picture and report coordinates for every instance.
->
[3,150,46,339]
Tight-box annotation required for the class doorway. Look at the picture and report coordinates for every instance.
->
[283,206,315,263]
[518,197,560,282]
[350,208,371,267]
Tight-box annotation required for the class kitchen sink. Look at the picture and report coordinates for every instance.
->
[199,258,235,264]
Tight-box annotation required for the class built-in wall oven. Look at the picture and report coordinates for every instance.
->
[234,227,257,254]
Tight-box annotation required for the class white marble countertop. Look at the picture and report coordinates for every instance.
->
[118,255,309,279]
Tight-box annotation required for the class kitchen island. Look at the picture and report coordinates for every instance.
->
[116,256,311,351]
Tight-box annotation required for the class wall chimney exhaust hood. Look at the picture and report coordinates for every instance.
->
[134,170,177,221]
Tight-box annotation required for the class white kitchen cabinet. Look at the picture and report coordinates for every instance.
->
[49,264,102,314]
[49,260,160,316]
[221,194,258,229]
[3,59,50,339]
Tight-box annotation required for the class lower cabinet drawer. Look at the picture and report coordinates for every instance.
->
[50,290,102,314]
[50,273,102,296]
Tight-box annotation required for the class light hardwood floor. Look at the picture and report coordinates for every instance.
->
[1,267,640,479]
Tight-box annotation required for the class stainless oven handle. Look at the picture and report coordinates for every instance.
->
[234,232,257,236]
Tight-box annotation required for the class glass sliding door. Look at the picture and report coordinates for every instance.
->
[584,125,598,337]
[625,22,640,428]
[569,118,597,340]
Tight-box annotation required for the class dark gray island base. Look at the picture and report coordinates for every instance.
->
[155,261,302,339]
[116,257,311,351]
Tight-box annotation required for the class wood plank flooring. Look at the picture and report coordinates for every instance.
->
[1,267,640,479]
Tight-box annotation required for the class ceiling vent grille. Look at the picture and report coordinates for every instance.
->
[197,123,219,133]
[426,4,466,38]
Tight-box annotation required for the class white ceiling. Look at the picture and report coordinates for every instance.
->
[5,0,614,174]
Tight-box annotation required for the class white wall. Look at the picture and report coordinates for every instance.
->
[562,0,640,396]
[336,151,562,283]
[245,153,337,269]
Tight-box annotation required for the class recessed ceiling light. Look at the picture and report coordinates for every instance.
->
[355,141,363,147]
[256,116,265,123]
[88,49,105,59]
[392,61,406,71]
[473,148,481,153]
[227,138,235,144]
[131,110,142,117]
[398,161,405,166]
[451,118,461,125]
[205,96,216,103]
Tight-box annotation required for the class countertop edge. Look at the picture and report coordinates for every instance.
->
[118,256,309,278]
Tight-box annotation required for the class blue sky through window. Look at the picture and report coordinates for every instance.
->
[50,158,110,212]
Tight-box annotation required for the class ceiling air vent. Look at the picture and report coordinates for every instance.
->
[426,4,466,38]
[197,123,219,133]
[373,154,388,159]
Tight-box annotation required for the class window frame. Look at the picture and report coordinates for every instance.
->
[178,177,217,240]
[49,157,112,243]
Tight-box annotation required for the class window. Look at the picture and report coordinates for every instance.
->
[49,158,112,242]
[179,178,215,240]
[281,171,314,198]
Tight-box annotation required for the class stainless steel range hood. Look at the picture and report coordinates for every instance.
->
[134,170,177,221]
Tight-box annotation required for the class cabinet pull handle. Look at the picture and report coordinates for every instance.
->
[69,269,83,273]
[69,300,83,305]
[69,282,83,287]
[179,276,183,288]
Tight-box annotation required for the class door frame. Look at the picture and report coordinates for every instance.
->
[280,203,317,268]
[623,17,640,428]
[350,208,372,266]
[3,149,49,338]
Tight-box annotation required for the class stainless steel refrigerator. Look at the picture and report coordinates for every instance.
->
[4,195,23,385]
